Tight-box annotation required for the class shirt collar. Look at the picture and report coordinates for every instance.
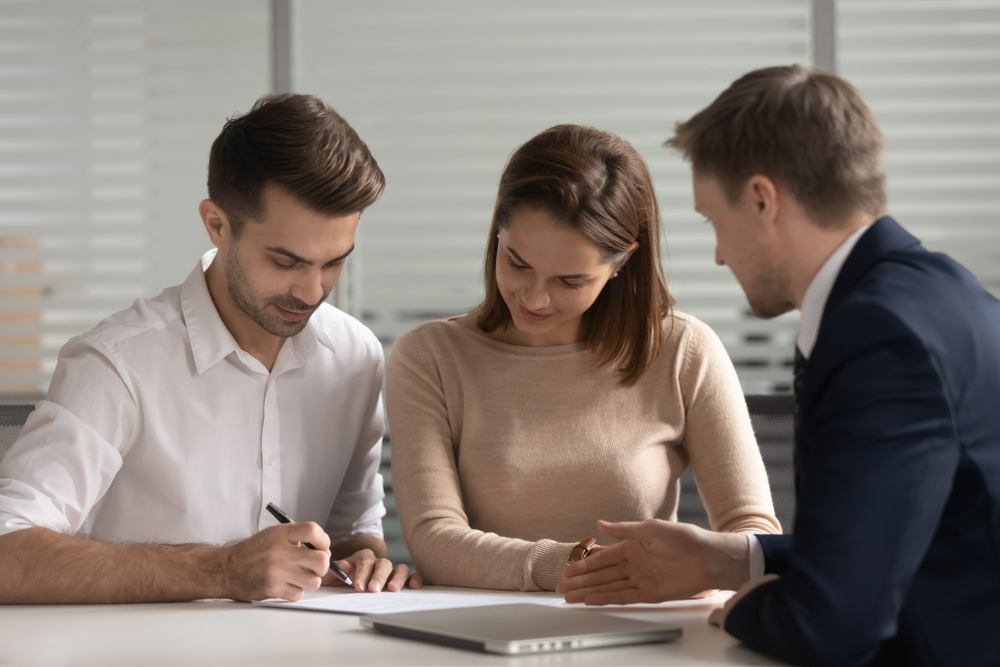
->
[180,249,322,376]
[796,224,872,360]
[180,250,241,374]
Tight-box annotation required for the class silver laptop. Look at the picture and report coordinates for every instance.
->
[359,603,682,655]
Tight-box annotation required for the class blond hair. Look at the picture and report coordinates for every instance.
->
[667,65,886,226]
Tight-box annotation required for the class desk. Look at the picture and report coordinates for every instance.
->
[0,588,785,667]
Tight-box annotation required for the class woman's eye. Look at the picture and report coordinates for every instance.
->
[562,281,587,290]
[505,257,528,271]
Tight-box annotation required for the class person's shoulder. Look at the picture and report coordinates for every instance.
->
[309,303,383,362]
[389,318,468,364]
[75,284,184,355]
[660,310,726,353]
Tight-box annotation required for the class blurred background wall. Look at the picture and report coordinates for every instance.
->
[2,0,999,397]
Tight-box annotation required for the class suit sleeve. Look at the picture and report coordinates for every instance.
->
[725,305,957,667]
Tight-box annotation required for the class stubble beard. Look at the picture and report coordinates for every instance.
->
[743,255,796,320]
[225,243,327,338]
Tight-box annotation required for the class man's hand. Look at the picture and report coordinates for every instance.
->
[708,574,779,628]
[555,519,750,605]
[328,549,424,592]
[221,522,332,602]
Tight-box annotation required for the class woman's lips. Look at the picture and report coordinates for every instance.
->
[517,302,553,322]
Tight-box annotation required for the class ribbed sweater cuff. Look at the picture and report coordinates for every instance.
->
[526,540,578,591]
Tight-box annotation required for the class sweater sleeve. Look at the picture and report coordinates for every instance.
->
[676,317,782,535]
[385,326,575,591]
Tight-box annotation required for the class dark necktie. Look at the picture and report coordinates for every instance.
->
[793,346,807,434]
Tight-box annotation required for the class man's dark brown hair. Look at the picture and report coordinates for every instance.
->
[667,65,886,226]
[208,93,385,235]
[477,124,674,387]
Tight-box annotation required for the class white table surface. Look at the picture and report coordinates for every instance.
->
[0,587,786,667]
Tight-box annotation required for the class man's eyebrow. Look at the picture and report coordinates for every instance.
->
[506,245,592,281]
[266,245,355,266]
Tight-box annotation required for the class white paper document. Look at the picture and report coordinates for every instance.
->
[255,586,567,616]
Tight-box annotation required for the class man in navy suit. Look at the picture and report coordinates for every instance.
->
[557,65,1000,666]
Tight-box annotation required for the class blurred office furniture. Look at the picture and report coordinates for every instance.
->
[0,399,37,465]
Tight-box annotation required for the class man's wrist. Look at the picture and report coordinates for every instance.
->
[707,531,751,591]
[188,544,231,599]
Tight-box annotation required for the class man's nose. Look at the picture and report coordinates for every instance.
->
[292,271,325,307]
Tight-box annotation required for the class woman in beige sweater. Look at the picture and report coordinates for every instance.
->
[386,125,780,593]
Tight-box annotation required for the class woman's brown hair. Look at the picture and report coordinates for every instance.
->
[476,124,674,387]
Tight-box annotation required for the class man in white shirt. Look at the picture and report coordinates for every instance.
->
[0,94,418,603]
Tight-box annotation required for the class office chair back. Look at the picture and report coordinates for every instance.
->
[0,403,36,465]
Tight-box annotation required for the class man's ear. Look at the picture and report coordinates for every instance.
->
[199,199,230,249]
[745,175,781,232]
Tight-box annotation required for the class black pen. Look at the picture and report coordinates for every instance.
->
[265,502,353,586]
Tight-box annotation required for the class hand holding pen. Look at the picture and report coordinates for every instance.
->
[266,502,353,585]
[265,502,423,593]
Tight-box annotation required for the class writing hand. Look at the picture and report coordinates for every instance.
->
[222,522,331,602]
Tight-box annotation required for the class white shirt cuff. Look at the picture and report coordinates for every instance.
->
[747,534,766,583]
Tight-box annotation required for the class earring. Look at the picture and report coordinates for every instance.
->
[613,272,619,278]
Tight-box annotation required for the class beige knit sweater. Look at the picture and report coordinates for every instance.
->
[386,312,780,591]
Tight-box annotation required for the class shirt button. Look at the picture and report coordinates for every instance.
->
[268,455,275,466]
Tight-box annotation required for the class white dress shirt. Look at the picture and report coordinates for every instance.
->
[747,224,871,582]
[0,250,386,546]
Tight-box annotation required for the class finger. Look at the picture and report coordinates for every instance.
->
[385,564,410,592]
[557,562,629,593]
[562,542,628,578]
[595,519,652,540]
[385,565,410,592]
[265,565,322,600]
[690,588,720,599]
[708,607,725,627]
[287,570,324,594]
[280,542,331,579]
[275,584,306,603]
[366,558,395,593]
[408,573,424,589]
[564,578,634,602]
[284,521,332,552]
[350,550,377,593]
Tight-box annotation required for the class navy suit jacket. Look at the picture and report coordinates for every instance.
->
[725,217,1000,666]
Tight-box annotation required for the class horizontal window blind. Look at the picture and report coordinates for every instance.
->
[839,1,1000,300]
[295,0,810,393]
[0,0,269,394]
